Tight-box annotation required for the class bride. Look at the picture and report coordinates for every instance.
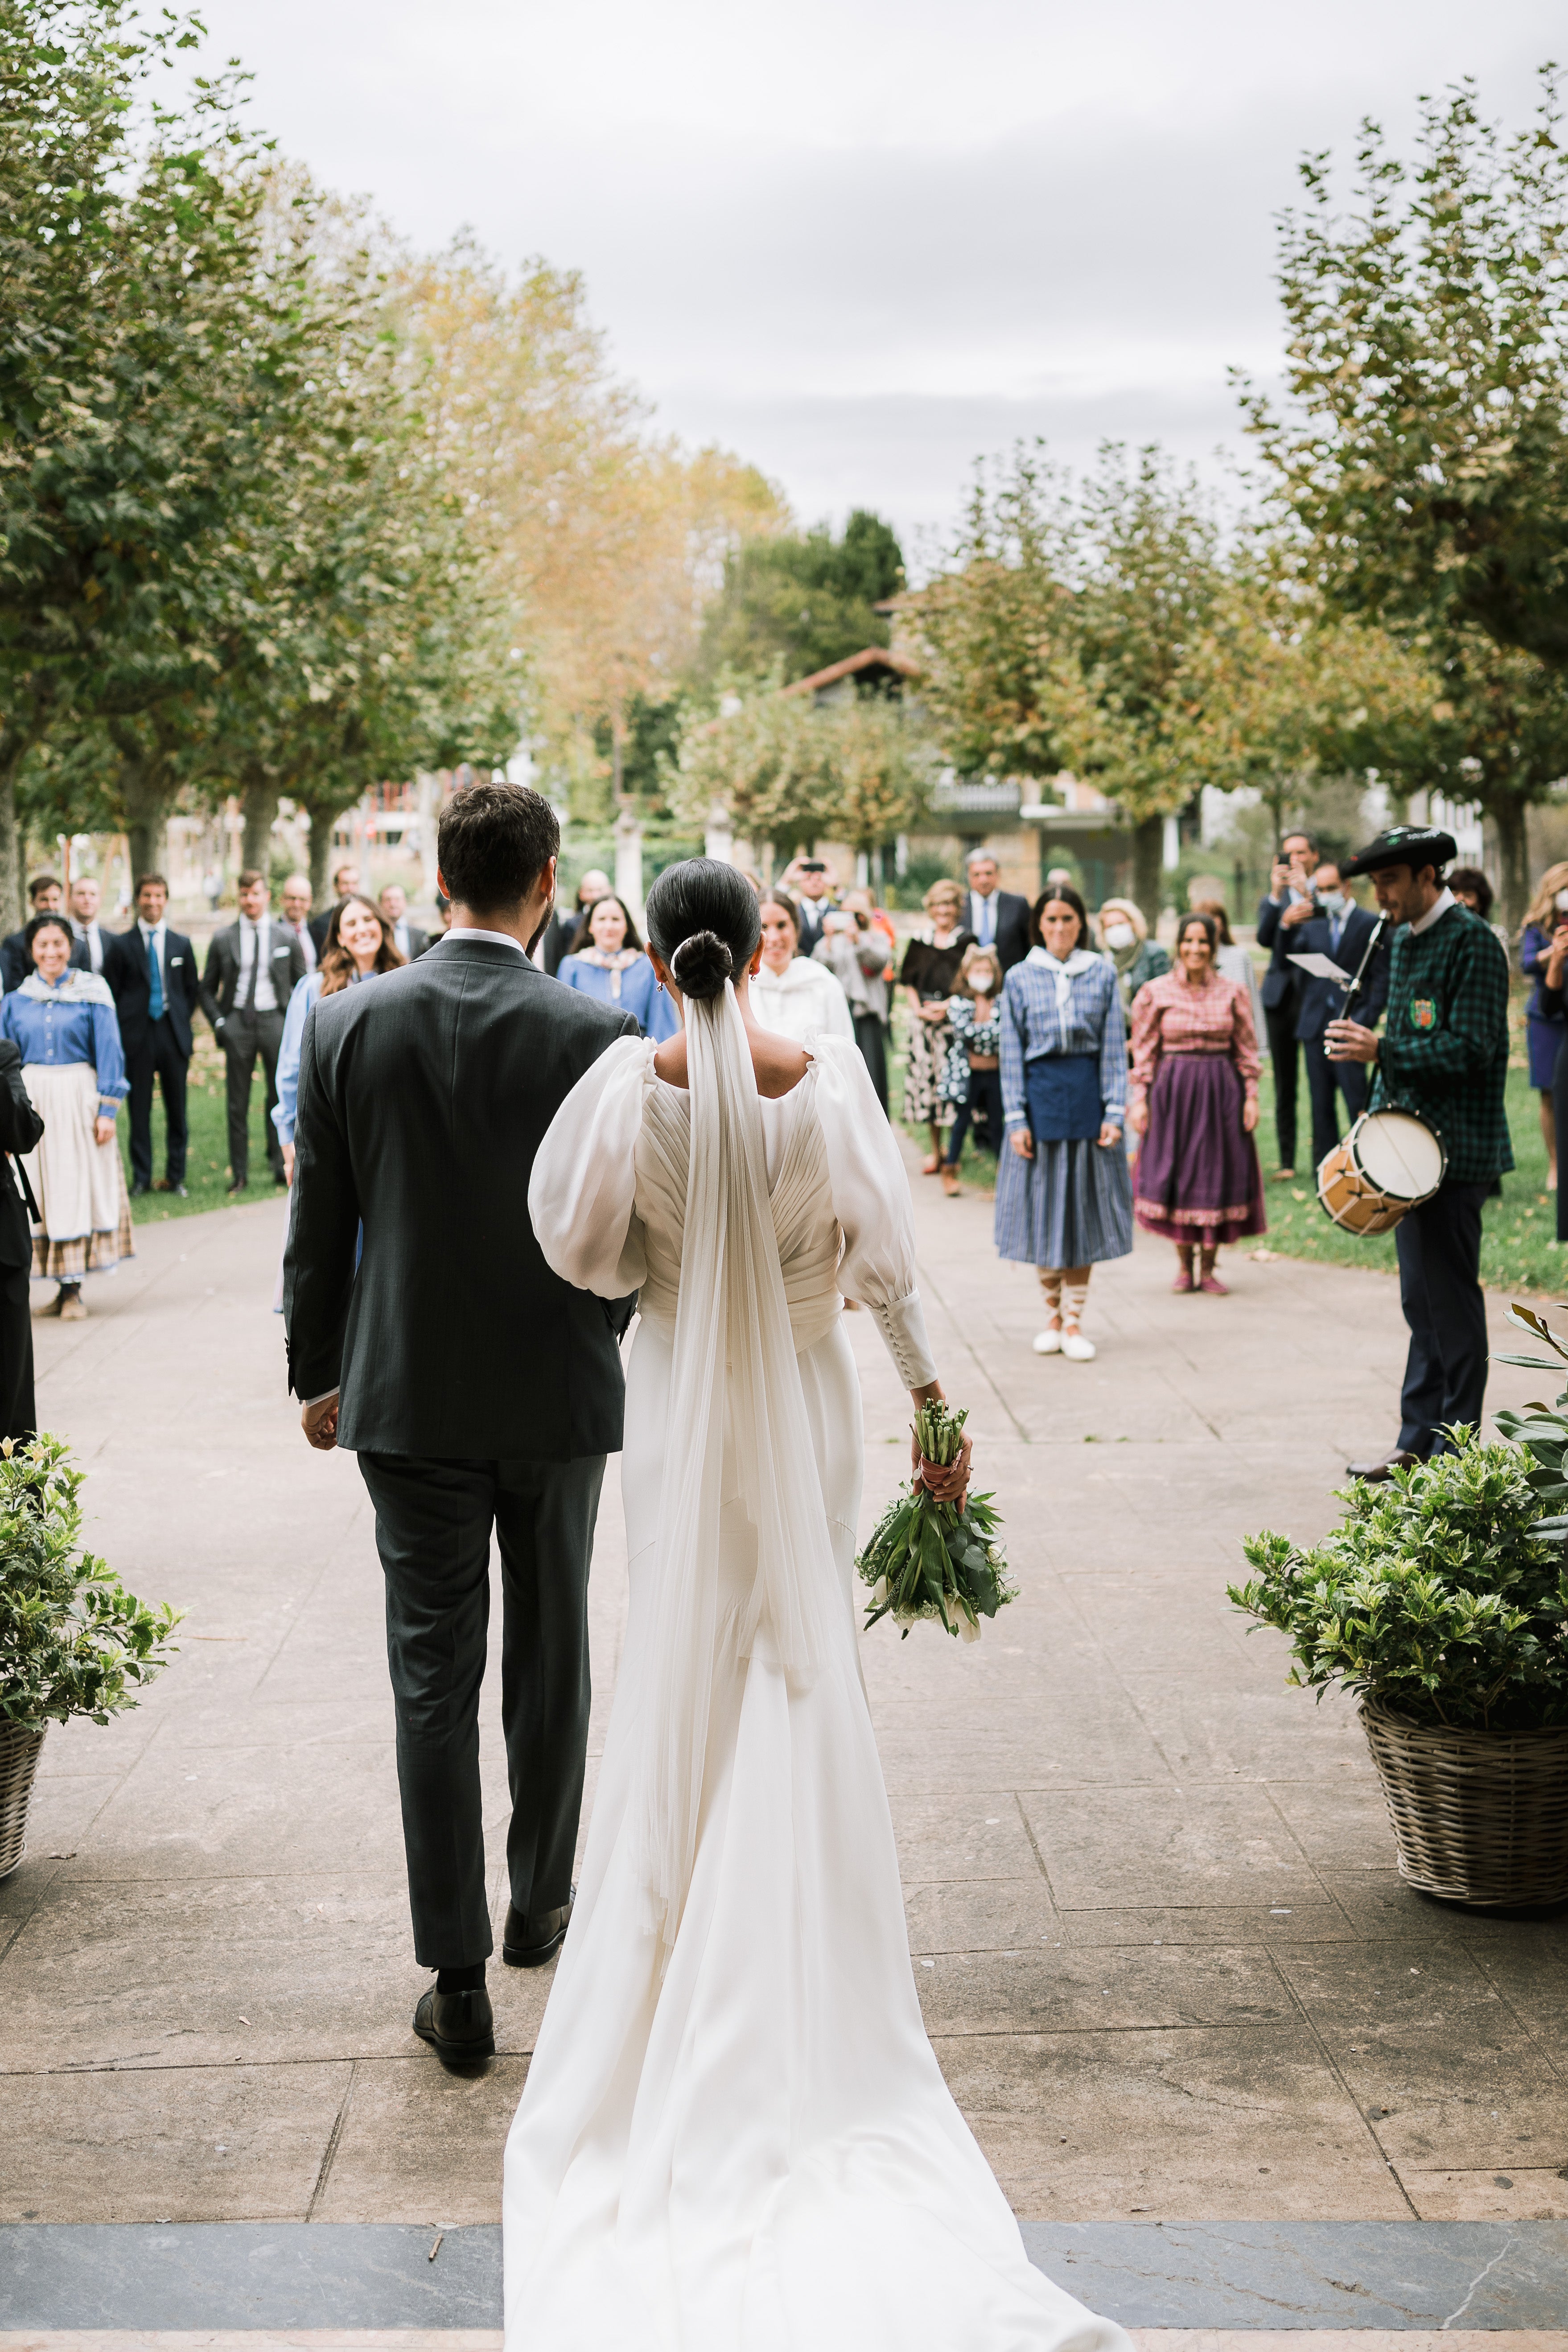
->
[509,860,1126,2352]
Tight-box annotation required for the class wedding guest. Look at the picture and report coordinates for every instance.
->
[842,883,897,963]
[66,873,111,976]
[1129,910,1266,1294]
[995,887,1132,1359]
[961,849,1031,973]
[1096,898,1169,1018]
[1519,862,1568,1189]
[103,873,201,1198]
[308,861,362,955]
[1192,899,1265,1050]
[781,855,837,956]
[1272,865,1389,1171]
[279,874,318,974]
[274,895,407,1184]
[0,1037,44,1440]
[540,868,610,976]
[939,944,1005,1195]
[1,913,132,1321]
[201,869,308,1194]
[1536,919,1568,1242]
[557,893,677,1040]
[379,882,430,963]
[1,875,86,993]
[812,903,891,1106]
[1450,866,1510,952]
[899,879,975,1174]
[1255,829,1318,1179]
[751,892,854,1043]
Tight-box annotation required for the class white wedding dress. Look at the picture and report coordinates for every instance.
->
[508,989,1127,2352]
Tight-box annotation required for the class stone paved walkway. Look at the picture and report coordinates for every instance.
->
[1,1158,1566,2234]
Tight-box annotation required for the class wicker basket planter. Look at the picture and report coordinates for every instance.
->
[1361,1697,1568,1908]
[0,1718,46,1882]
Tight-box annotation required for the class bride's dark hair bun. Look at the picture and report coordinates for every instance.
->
[646,858,762,1004]
[670,929,733,1001]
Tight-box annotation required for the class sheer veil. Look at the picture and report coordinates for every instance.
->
[635,977,840,1961]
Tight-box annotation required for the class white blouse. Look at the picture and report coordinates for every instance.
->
[749,957,855,1046]
[529,1031,937,1388]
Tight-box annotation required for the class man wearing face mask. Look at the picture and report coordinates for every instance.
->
[1288,863,1390,1170]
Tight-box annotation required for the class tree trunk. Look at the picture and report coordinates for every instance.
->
[1490,793,1531,935]
[240,770,280,876]
[1131,812,1164,935]
[123,771,170,891]
[303,802,337,907]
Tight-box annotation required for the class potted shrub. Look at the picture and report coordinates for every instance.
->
[1229,1422,1568,1907]
[0,1434,181,1878]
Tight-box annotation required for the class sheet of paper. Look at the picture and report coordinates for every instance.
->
[1287,951,1353,983]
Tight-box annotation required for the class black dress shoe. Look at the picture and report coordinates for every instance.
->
[1346,1449,1423,1482]
[129,1181,152,1197]
[503,1889,575,1968]
[413,1984,495,2068]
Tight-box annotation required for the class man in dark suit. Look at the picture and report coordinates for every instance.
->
[0,1037,45,1442]
[201,869,307,1193]
[1290,862,1391,1171]
[104,873,203,1197]
[285,783,637,2068]
[307,860,361,956]
[378,883,430,962]
[1,874,87,993]
[962,849,1031,973]
[782,856,838,956]
[539,868,609,976]
[1255,830,1318,1178]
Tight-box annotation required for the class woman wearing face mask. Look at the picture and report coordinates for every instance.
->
[557,894,678,1042]
[1128,912,1266,1294]
[1096,899,1169,1018]
[1518,864,1568,1189]
[996,887,1133,1359]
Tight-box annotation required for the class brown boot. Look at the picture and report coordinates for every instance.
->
[1172,1245,1195,1293]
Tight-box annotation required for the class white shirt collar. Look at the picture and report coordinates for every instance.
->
[1026,945,1097,976]
[1408,886,1456,938]
[139,916,164,938]
[439,925,528,956]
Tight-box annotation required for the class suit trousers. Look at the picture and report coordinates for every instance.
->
[222,1008,284,1182]
[945,1064,1004,1164]
[1395,1178,1491,1458]
[1303,1045,1369,1173]
[853,1012,889,1113]
[126,1015,190,1189]
[0,1259,34,1443]
[1264,996,1301,1170]
[358,1447,606,1966]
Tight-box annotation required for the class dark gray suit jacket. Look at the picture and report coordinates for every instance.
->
[283,936,640,1460]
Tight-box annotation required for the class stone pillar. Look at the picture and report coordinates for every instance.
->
[704,803,734,865]
[615,806,644,913]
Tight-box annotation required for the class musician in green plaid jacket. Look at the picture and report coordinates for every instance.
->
[1327,827,1512,1480]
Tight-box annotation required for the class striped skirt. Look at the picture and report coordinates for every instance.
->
[994,1133,1134,1269]
[19,1061,135,1280]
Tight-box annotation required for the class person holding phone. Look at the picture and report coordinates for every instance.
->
[781,856,837,956]
[1254,830,1318,1180]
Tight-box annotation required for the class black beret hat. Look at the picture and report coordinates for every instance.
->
[1341,824,1458,880]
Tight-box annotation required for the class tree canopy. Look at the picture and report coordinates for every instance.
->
[692,510,904,689]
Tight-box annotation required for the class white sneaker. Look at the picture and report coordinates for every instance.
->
[1061,1326,1096,1361]
[1033,1324,1063,1355]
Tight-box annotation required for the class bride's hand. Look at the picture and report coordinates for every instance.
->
[912,1428,973,1508]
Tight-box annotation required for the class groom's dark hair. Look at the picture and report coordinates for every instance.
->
[437,782,559,914]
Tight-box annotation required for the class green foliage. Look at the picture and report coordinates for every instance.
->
[858,1401,1016,1641]
[0,1434,181,1730]
[692,509,903,687]
[1229,1429,1568,1733]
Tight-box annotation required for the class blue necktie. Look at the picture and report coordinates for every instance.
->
[977,896,994,946]
[147,930,164,1020]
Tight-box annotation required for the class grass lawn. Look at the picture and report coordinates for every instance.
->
[122,1030,290,1225]
[892,997,1568,1302]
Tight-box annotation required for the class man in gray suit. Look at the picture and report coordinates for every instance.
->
[284,784,637,2068]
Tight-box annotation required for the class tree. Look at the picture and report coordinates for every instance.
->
[818,695,936,860]
[692,510,904,688]
[1241,69,1568,911]
[664,673,832,857]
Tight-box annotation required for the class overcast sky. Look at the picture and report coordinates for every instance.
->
[193,0,1559,561]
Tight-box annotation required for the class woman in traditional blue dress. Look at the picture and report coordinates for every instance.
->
[557,894,677,1041]
[995,884,1132,1363]
[0,912,132,1320]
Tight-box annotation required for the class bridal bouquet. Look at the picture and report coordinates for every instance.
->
[858,1400,1014,1641]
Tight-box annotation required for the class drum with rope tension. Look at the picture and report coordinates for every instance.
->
[1316,1108,1446,1236]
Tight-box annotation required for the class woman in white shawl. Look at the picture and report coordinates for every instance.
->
[0,913,132,1319]
[748,889,854,1046]
[510,857,1128,2352]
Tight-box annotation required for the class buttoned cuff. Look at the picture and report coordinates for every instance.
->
[868,1291,938,1389]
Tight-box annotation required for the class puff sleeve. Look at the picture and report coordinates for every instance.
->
[811,1035,938,1388]
[528,1034,652,1297]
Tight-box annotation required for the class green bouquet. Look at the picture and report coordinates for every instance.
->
[857,1400,1015,1641]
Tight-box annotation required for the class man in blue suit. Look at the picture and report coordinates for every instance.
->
[1255,831,1318,1178]
[103,873,203,1196]
[1290,860,1390,1171]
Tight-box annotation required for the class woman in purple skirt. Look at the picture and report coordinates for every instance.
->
[1128,912,1266,1294]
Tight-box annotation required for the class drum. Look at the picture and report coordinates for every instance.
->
[1317,1109,1447,1236]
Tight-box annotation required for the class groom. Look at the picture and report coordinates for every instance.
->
[284,783,639,2066]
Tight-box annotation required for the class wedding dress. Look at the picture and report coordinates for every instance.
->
[509,988,1127,2352]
